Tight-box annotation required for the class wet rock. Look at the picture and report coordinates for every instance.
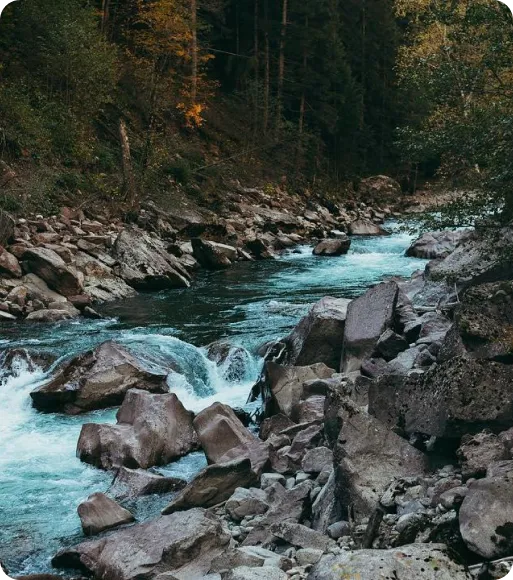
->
[265,362,334,418]
[163,458,257,513]
[25,308,78,323]
[191,238,236,269]
[225,487,269,522]
[77,389,197,470]
[406,230,472,260]
[77,492,134,536]
[375,329,409,361]
[113,227,191,290]
[312,238,351,256]
[109,467,187,500]
[53,508,230,580]
[193,402,269,475]
[283,297,351,370]
[460,473,513,559]
[308,544,471,580]
[0,247,22,278]
[348,219,389,236]
[341,281,399,373]
[22,247,83,297]
[335,399,428,518]
[245,238,276,260]
[206,342,252,382]
[31,341,168,414]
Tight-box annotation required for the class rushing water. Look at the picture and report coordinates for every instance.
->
[0,224,426,576]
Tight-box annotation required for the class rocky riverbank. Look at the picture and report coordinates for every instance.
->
[0,175,409,323]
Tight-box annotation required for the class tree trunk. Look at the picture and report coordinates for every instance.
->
[253,0,260,133]
[298,18,308,135]
[191,0,198,104]
[101,0,110,36]
[119,119,136,207]
[263,0,270,133]
[276,0,288,135]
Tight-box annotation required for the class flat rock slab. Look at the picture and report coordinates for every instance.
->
[109,467,187,500]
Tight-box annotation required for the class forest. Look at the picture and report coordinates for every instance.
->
[0,0,512,221]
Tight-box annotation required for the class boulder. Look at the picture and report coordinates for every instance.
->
[260,414,295,441]
[0,210,15,246]
[341,282,399,373]
[0,247,22,278]
[109,467,187,500]
[348,219,389,236]
[457,431,510,479]
[206,342,252,382]
[312,238,351,256]
[359,175,401,199]
[113,228,191,290]
[193,402,269,475]
[210,546,292,574]
[191,238,236,269]
[31,341,168,414]
[224,567,287,580]
[77,492,134,535]
[25,309,78,323]
[301,447,333,474]
[460,473,513,559]
[225,487,269,522]
[311,471,338,533]
[270,522,335,551]
[22,247,83,296]
[369,357,513,441]
[308,544,471,580]
[375,329,409,361]
[53,508,230,580]
[265,362,334,418]
[244,238,276,260]
[162,458,257,513]
[335,399,428,518]
[77,389,197,470]
[283,297,351,370]
[406,230,472,260]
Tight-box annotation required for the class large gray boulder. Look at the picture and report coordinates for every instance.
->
[335,399,428,518]
[191,238,236,269]
[312,238,351,256]
[341,282,399,373]
[193,402,269,475]
[77,492,134,536]
[30,341,168,414]
[22,247,83,297]
[77,389,197,470]
[265,362,334,419]
[308,544,471,580]
[283,297,351,370]
[406,230,472,260]
[369,357,513,441]
[113,227,191,290]
[348,219,389,236]
[162,458,257,513]
[460,473,513,559]
[109,467,186,500]
[53,508,230,580]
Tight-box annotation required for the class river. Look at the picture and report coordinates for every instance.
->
[0,224,425,576]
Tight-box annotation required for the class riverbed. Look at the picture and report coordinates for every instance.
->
[0,225,426,575]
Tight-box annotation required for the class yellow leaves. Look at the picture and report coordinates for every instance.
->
[177,101,205,127]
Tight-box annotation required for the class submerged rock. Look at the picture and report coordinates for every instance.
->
[30,341,168,414]
[77,389,197,470]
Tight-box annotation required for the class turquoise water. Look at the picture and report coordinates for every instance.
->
[0,224,425,575]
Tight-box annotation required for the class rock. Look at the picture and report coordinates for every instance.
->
[335,399,428,518]
[417,311,452,344]
[193,402,269,475]
[260,473,286,490]
[191,238,236,269]
[341,281,399,373]
[439,486,467,510]
[109,467,187,500]
[245,238,276,260]
[162,458,257,513]
[0,210,15,246]
[311,470,338,533]
[375,329,409,361]
[369,357,513,441]
[283,297,351,370]
[327,521,350,539]
[113,227,191,290]
[270,522,335,551]
[301,447,333,474]
[294,396,325,423]
[53,508,230,580]
[206,342,252,383]
[265,362,334,418]
[348,219,389,236]
[260,414,295,441]
[224,566,287,580]
[460,473,513,559]
[406,230,472,260]
[225,487,269,522]
[312,238,351,256]
[25,308,78,323]
[0,247,22,278]
[429,227,513,288]
[457,431,509,479]
[0,309,17,320]
[242,481,314,547]
[360,175,401,199]
[77,492,134,536]
[22,247,83,297]
[308,544,471,580]
[285,424,323,465]
[77,389,197,470]
[31,341,168,414]
[210,546,292,574]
